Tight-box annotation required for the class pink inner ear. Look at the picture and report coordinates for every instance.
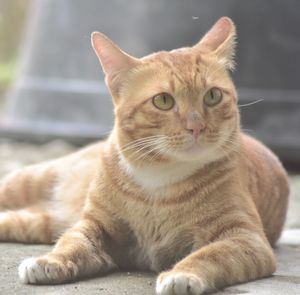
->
[92,32,137,78]
[198,17,235,53]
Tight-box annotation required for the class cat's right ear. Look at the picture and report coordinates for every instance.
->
[91,32,138,94]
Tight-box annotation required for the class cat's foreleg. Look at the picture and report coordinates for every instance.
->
[18,217,117,284]
[156,231,275,295]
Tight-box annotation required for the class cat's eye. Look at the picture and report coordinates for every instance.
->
[203,87,223,106]
[152,93,175,111]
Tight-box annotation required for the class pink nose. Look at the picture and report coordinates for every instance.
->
[185,112,206,140]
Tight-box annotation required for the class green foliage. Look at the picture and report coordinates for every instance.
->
[0,0,31,97]
[0,61,17,87]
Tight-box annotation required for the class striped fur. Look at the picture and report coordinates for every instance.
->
[1,17,289,294]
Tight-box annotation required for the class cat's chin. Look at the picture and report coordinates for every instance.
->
[170,143,216,163]
[183,142,202,153]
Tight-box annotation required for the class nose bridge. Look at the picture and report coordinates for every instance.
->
[185,110,206,139]
[186,110,203,128]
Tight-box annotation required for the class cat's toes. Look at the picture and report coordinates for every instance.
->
[19,257,48,284]
[18,256,78,284]
[156,271,206,295]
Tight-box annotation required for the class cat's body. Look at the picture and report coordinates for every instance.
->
[0,17,289,294]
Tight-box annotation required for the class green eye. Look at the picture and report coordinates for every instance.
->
[152,93,175,111]
[203,87,223,106]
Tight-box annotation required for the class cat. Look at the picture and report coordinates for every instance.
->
[0,17,289,295]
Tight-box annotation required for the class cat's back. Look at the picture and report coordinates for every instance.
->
[239,133,289,196]
[239,133,289,245]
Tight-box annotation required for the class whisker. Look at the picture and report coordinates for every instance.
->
[120,140,161,153]
[121,135,166,149]
[219,143,241,157]
[136,142,169,162]
[118,135,170,162]
[122,141,163,159]
[147,142,170,162]
[146,143,172,164]
[238,99,264,108]
[241,128,254,134]
[218,146,235,160]
[120,136,167,152]
[214,130,241,156]
[222,139,241,153]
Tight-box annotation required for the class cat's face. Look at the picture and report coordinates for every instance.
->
[92,17,240,165]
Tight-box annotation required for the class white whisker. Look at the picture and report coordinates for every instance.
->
[136,141,169,162]
[117,135,171,163]
[238,99,264,108]
[241,128,254,134]
[147,142,170,163]
[119,135,166,153]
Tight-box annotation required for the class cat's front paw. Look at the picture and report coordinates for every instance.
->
[156,271,206,295]
[18,256,78,284]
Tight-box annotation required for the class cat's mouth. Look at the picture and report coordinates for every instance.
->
[171,138,205,156]
[181,142,204,154]
[173,131,221,154]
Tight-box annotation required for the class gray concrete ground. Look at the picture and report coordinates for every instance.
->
[0,140,299,295]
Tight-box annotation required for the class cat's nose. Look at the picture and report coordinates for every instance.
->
[185,124,206,140]
[185,112,206,140]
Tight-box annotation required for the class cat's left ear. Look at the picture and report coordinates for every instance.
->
[91,32,139,94]
[194,17,236,70]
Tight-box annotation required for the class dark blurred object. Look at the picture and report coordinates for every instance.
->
[1,0,299,165]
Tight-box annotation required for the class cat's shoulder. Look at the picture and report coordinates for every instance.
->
[239,132,285,174]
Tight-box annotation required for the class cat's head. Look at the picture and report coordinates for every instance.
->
[92,17,240,166]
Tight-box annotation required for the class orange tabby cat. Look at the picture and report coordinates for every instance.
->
[0,17,289,294]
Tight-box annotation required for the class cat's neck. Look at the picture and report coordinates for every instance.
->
[118,150,225,191]
[109,128,240,192]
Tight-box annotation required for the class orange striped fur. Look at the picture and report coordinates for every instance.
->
[0,17,289,294]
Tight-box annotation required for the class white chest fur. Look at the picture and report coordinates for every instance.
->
[118,154,205,192]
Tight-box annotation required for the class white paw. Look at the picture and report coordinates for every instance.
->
[19,257,49,284]
[18,257,76,284]
[156,272,205,295]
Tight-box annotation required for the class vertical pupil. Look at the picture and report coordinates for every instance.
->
[212,90,216,99]
[163,95,167,104]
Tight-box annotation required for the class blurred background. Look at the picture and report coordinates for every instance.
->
[0,0,299,176]
[0,0,29,109]
[0,2,299,290]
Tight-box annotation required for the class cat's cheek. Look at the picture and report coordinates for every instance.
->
[156,271,207,295]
